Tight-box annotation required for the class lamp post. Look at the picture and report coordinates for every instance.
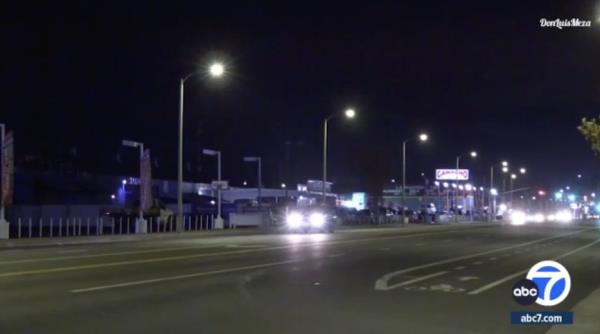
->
[489,161,509,220]
[177,61,225,232]
[243,156,262,209]
[122,139,147,233]
[203,148,223,228]
[322,108,355,204]
[401,133,428,223]
[454,151,477,222]
[0,123,5,225]
[510,173,517,207]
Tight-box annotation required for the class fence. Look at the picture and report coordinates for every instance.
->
[8,215,216,239]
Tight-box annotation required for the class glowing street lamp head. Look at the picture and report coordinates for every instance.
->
[502,166,509,173]
[344,108,356,119]
[209,62,225,77]
[470,151,478,158]
[281,183,287,189]
[501,161,508,167]
[519,167,526,174]
[418,133,428,142]
[511,174,517,180]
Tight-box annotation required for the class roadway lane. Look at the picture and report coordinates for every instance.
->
[0,222,598,333]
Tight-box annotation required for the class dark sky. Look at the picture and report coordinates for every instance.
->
[3,1,600,192]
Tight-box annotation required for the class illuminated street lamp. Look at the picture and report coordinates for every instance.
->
[401,132,429,221]
[323,108,356,203]
[519,167,526,174]
[178,61,226,232]
[209,62,225,77]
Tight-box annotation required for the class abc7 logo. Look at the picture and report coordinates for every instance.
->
[513,260,571,306]
[512,279,539,305]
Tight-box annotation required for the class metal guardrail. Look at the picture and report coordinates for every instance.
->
[9,215,216,239]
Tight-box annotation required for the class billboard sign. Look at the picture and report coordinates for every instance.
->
[436,169,469,181]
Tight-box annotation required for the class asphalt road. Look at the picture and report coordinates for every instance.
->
[1,221,599,334]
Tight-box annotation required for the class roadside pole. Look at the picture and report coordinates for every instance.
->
[0,123,8,239]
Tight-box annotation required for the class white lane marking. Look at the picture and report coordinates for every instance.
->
[56,249,89,254]
[472,261,483,265]
[468,239,600,295]
[380,247,392,251]
[225,244,265,248]
[0,230,465,278]
[0,229,462,266]
[489,257,497,261]
[373,229,590,291]
[454,266,466,270]
[70,259,302,293]
[458,276,479,282]
[326,253,345,258]
[375,271,448,291]
[0,245,223,265]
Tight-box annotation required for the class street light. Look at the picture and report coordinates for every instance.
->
[519,167,526,174]
[122,139,147,233]
[0,123,6,225]
[243,156,262,208]
[178,61,226,232]
[322,108,356,203]
[501,161,508,167]
[203,148,223,228]
[209,62,225,77]
[401,132,429,222]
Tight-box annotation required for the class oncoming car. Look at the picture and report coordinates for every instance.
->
[285,209,334,233]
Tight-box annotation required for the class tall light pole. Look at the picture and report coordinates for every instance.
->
[0,123,5,225]
[322,108,355,204]
[178,61,225,232]
[401,133,428,223]
[489,160,508,219]
[203,148,223,228]
[454,150,477,221]
[510,173,517,206]
[122,139,146,232]
[243,156,262,209]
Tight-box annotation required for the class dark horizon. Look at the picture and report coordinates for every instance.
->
[3,1,600,193]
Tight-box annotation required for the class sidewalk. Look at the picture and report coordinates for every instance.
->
[546,287,600,334]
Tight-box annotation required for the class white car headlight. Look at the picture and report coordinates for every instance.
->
[309,212,325,227]
[510,210,526,225]
[286,212,303,228]
[556,210,573,223]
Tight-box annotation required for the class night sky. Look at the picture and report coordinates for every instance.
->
[3,1,600,193]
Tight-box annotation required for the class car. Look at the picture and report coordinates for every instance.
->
[285,208,335,233]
